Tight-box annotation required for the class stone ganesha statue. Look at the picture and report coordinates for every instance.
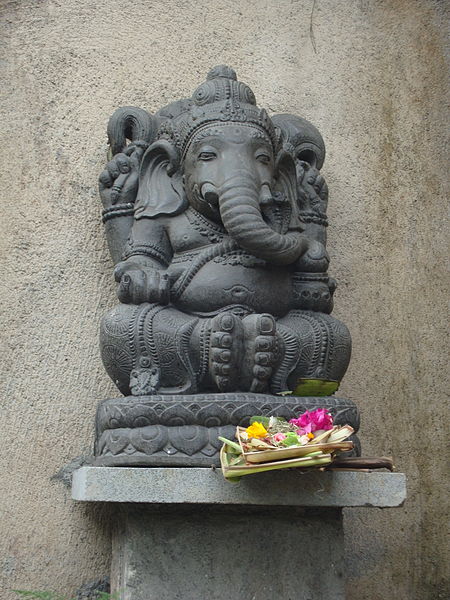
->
[94,66,356,466]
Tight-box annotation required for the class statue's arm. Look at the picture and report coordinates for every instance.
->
[119,217,173,269]
[99,144,149,264]
[290,164,335,314]
[114,217,173,305]
[98,128,175,304]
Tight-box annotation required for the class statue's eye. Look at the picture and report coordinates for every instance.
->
[256,153,271,165]
[198,151,217,161]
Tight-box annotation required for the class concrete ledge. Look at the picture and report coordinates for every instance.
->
[72,467,406,507]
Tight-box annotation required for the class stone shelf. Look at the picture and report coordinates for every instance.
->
[72,466,406,507]
[72,467,406,599]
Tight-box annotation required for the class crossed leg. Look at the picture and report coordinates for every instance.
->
[100,303,350,396]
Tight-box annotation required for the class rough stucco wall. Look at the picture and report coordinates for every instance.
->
[0,0,448,598]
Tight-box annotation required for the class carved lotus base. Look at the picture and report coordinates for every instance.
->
[94,393,360,467]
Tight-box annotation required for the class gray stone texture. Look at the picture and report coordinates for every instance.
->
[72,467,407,508]
[94,395,360,466]
[0,1,448,599]
[97,66,350,407]
[111,505,346,600]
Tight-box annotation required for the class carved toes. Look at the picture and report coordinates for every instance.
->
[208,313,283,392]
[211,332,233,348]
[256,315,276,336]
[209,313,244,392]
[254,351,272,366]
[241,314,280,393]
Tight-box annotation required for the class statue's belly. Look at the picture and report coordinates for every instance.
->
[172,261,292,316]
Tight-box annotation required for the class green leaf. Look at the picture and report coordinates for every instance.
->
[249,416,270,428]
[223,455,332,480]
[229,455,246,466]
[218,436,242,453]
[274,416,287,423]
[226,476,242,483]
[281,432,302,447]
[13,592,66,600]
[292,379,339,397]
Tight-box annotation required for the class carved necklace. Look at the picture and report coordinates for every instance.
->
[185,207,226,244]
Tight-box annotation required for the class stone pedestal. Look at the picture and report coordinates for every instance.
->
[72,467,406,600]
[94,394,360,467]
[112,505,344,600]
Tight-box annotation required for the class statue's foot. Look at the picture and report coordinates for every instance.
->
[209,313,244,392]
[242,314,279,393]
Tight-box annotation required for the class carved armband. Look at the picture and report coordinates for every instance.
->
[299,211,328,227]
[292,272,335,314]
[121,241,171,268]
[102,203,135,223]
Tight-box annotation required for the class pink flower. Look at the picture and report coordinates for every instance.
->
[296,422,313,436]
[311,408,333,430]
[273,432,287,442]
[289,408,333,433]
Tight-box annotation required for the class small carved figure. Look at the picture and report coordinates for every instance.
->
[98,66,351,397]
[95,66,356,465]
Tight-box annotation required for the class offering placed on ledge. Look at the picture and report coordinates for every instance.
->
[219,408,354,482]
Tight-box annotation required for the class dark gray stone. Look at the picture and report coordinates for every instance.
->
[51,455,95,487]
[95,65,354,465]
[75,577,110,600]
[94,393,360,466]
[111,506,345,600]
[73,469,406,599]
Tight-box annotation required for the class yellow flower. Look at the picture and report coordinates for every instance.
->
[307,432,315,440]
[246,422,268,439]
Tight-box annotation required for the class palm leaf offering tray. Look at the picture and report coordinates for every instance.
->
[219,408,355,482]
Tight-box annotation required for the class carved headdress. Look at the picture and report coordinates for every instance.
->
[105,66,326,219]
[156,65,279,157]
[107,65,324,167]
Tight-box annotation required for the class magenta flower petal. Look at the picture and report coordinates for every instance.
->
[292,409,334,433]
[296,423,313,435]
[298,412,311,428]
[310,408,333,431]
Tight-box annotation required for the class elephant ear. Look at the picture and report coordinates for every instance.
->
[274,149,304,232]
[272,113,326,170]
[134,140,188,219]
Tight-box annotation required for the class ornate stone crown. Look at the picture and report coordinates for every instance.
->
[156,65,280,156]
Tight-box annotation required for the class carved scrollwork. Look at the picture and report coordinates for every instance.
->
[94,393,360,466]
[96,393,360,434]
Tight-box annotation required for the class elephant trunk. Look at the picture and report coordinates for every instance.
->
[217,172,308,265]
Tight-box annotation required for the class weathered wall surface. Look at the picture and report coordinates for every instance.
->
[1,0,448,598]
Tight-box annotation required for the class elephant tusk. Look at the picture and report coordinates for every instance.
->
[259,183,273,206]
[201,183,219,206]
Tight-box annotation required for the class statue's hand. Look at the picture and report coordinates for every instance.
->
[298,163,328,213]
[114,260,170,304]
[296,239,330,272]
[98,144,145,209]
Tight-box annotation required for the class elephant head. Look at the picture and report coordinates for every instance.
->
[131,65,327,266]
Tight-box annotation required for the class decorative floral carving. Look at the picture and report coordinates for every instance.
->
[95,393,360,466]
